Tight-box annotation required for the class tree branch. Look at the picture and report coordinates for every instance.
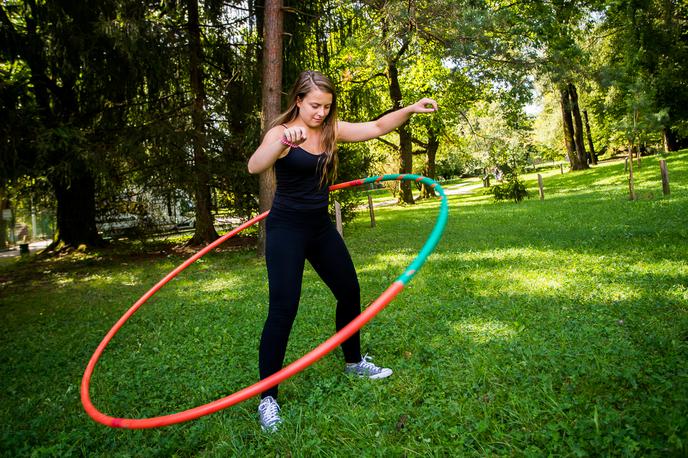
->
[375,137,398,150]
[412,138,428,149]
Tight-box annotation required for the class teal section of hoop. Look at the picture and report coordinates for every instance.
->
[361,174,449,286]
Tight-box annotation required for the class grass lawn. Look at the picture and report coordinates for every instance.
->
[1,151,686,456]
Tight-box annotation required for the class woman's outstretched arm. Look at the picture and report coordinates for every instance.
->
[337,98,438,143]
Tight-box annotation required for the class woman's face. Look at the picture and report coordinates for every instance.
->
[296,88,333,128]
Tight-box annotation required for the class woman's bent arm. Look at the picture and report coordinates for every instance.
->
[248,126,307,174]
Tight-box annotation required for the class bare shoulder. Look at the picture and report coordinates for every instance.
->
[263,125,286,142]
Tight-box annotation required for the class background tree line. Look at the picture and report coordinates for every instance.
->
[1,0,686,250]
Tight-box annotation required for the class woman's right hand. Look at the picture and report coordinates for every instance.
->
[248,125,308,174]
[282,126,307,146]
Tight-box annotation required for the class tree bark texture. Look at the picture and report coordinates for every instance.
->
[560,85,587,170]
[583,109,597,165]
[387,61,414,204]
[663,127,678,152]
[420,128,439,198]
[568,83,589,170]
[559,86,577,169]
[50,162,101,247]
[258,0,283,254]
[186,0,219,245]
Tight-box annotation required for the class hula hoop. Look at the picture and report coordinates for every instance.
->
[81,174,449,429]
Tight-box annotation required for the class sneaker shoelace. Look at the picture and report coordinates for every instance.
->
[357,354,383,375]
[259,398,281,429]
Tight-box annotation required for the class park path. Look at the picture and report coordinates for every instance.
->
[364,179,482,208]
[0,240,52,259]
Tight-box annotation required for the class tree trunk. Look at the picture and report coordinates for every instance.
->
[0,192,9,250]
[49,162,101,247]
[663,127,678,152]
[186,0,219,245]
[258,0,283,255]
[420,128,439,198]
[559,85,582,170]
[568,83,589,170]
[559,86,579,170]
[583,109,597,165]
[387,61,414,204]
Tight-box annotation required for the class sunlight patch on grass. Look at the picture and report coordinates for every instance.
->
[357,251,414,275]
[452,318,520,344]
[55,275,75,286]
[668,284,688,303]
[181,275,241,294]
[446,247,674,303]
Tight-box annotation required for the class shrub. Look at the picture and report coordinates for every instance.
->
[489,172,529,203]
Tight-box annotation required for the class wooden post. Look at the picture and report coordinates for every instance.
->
[624,156,628,172]
[660,159,670,196]
[334,200,343,237]
[367,192,376,228]
[560,163,564,174]
[636,146,641,167]
[537,174,544,200]
[628,151,636,201]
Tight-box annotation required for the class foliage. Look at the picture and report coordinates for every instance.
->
[3,0,688,246]
[459,100,534,173]
[436,147,481,179]
[329,142,373,224]
[488,172,529,203]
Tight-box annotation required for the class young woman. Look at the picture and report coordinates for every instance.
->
[248,70,437,431]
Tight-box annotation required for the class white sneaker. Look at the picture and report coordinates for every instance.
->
[258,396,282,432]
[345,354,393,379]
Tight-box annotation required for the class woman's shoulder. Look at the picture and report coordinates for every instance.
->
[264,124,287,140]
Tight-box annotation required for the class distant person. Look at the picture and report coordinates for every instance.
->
[494,167,503,181]
[17,224,29,243]
[248,70,438,431]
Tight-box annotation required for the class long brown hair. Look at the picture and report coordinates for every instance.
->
[270,70,339,186]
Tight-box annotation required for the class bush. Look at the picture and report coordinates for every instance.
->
[488,173,529,203]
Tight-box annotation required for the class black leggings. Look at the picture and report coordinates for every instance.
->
[259,206,362,400]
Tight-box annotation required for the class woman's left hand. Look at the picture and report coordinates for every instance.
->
[409,97,439,114]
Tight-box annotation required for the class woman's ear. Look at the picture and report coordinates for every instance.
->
[296,96,303,109]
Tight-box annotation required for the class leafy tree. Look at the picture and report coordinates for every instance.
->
[596,0,688,151]
[0,0,171,248]
[333,1,488,203]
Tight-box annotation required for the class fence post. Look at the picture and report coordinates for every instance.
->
[628,151,636,201]
[537,174,544,200]
[334,200,343,237]
[367,185,376,228]
[636,147,641,167]
[660,159,670,196]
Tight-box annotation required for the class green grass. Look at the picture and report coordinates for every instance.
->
[1,151,687,456]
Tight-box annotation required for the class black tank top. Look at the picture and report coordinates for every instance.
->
[272,147,329,211]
